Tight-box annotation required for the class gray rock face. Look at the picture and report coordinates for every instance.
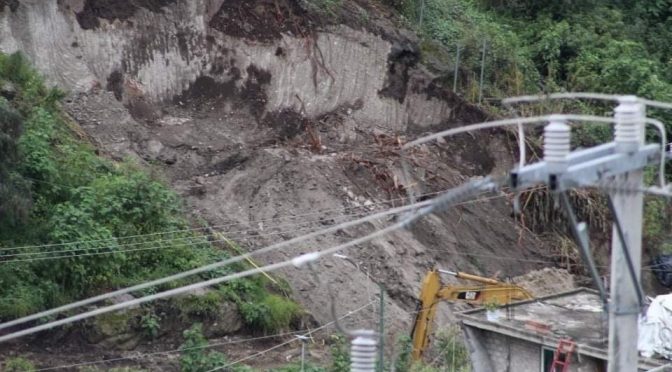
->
[82,309,142,350]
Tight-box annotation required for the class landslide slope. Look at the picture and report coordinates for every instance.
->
[1,0,558,349]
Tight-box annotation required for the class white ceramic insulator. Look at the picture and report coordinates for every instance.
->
[350,331,378,372]
[544,116,571,173]
[614,96,644,153]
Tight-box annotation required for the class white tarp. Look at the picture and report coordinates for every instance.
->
[639,294,672,359]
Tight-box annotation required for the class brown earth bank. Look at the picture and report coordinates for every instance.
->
[0,0,578,369]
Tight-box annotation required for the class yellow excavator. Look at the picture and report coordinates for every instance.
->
[410,269,534,360]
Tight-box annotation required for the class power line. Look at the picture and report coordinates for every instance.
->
[35,300,377,371]
[0,177,494,342]
[0,196,436,332]
[0,211,373,261]
[0,186,525,263]
[0,189,448,254]
[403,114,615,149]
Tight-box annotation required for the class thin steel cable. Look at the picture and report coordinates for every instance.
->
[0,198,435,332]
[0,188,456,257]
[0,186,519,263]
[0,190,449,253]
[0,210,377,260]
[502,92,625,105]
[605,194,645,309]
[501,92,672,112]
[403,114,616,149]
[0,178,495,342]
[645,118,668,189]
[36,300,377,371]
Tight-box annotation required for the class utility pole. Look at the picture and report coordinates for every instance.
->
[607,97,645,372]
[378,285,384,372]
[507,96,659,372]
[297,335,309,372]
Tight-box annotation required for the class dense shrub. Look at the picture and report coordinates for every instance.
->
[0,53,300,331]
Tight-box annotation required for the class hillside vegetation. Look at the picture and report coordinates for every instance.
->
[0,53,299,333]
[384,0,672,253]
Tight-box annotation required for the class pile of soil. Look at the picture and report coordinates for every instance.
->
[513,267,576,297]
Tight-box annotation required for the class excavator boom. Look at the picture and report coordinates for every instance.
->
[410,269,533,360]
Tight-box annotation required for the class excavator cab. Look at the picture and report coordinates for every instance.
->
[410,269,533,360]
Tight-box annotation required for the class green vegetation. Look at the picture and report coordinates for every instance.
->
[328,334,350,372]
[393,328,470,372]
[3,357,36,372]
[179,324,230,372]
[392,0,672,108]
[382,0,672,250]
[239,294,302,333]
[139,312,161,339]
[0,52,299,333]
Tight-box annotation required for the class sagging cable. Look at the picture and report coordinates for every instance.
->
[559,192,608,309]
[605,194,645,310]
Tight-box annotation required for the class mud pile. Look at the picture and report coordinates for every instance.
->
[513,267,576,297]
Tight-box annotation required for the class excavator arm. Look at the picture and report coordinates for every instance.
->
[410,269,533,360]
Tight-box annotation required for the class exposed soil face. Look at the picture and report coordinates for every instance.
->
[379,43,420,103]
[210,0,316,42]
[1,0,572,369]
[0,0,18,12]
[106,70,124,101]
[76,0,177,30]
[173,76,238,108]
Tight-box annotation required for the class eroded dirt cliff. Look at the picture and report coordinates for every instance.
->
[1,0,560,368]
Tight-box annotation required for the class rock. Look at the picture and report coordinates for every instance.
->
[173,288,243,337]
[82,309,142,350]
[0,81,17,100]
[145,139,164,158]
[202,301,243,337]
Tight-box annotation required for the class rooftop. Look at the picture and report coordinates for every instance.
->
[456,288,665,369]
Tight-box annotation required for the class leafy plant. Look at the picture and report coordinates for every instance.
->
[179,324,228,372]
[329,334,350,372]
[140,312,161,339]
[433,327,471,372]
[0,52,303,330]
[176,291,225,320]
[394,335,413,372]
[483,300,500,311]
[4,357,36,372]
[239,294,301,333]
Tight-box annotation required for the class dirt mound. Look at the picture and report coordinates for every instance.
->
[513,267,575,297]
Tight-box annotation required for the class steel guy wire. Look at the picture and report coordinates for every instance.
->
[403,114,616,149]
[0,209,378,260]
[399,114,615,206]
[0,196,437,332]
[206,337,297,372]
[500,94,669,185]
[0,188,449,256]
[502,92,626,105]
[0,177,496,342]
[0,189,451,254]
[0,186,521,263]
[204,298,377,372]
[502,92,672,111]
[35,300,377,371]
[211,295,420,372]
